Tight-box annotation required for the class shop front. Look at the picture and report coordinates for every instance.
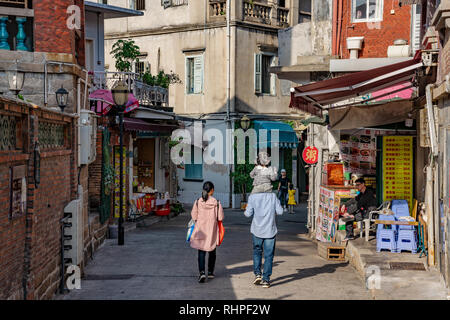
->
[289,55,427,246]
[123,117,180,219]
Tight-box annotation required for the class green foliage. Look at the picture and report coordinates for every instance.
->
[170,202,185,214]
[110,39,141,72]
[141,70,182,89]
[230,164,254,202]
[231,119,258,201]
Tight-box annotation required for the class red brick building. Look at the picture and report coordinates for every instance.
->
[0,97,77,300]
[0,0,89,300]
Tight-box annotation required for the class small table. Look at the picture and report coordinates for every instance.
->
[374,220,418,226]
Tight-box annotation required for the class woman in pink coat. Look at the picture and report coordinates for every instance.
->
[190,181,225,283]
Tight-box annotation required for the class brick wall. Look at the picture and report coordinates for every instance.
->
[33,0,86,67]
[0,97,77,300]
[339,0,412,58]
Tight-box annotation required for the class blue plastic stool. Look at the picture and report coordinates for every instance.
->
[391,200,414,231]
[397,229,417,253]
[376,214,398,253]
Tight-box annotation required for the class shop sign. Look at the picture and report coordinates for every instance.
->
[382,136,413,212]
[302,146,319,164]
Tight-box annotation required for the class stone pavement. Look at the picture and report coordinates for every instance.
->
[336,229,449,300]
[57,203,372,300]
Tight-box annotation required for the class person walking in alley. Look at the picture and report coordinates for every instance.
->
[190,181,225,283]
[244,189,284,288]
[277,169,291,212]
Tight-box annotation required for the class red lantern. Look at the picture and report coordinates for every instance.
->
[302,146,319,165]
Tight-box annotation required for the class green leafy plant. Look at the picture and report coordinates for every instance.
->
[231,164,254,203]
[110,39,141,72]
[141,70,182,89]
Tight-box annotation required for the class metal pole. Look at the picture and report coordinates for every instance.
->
[118,111,125,245]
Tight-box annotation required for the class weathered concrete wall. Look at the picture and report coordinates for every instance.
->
[105,0,206,35]
[234,26,293,114]
[0,51,83,113]
[176,120,231,207]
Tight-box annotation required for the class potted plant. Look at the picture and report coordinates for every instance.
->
[231,164,254,210]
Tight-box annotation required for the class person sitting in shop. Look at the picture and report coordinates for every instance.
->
[341,177,377,241]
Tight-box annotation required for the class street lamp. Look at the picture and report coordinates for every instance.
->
[7,70,24,97]
[55,86,69,112]
[240,115,251,131]
[111,80,129,246]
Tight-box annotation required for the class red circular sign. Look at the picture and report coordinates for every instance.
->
[302,146,319,164]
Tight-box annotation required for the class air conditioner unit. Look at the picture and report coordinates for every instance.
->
[63,196,83,267]
[80,109,97,165]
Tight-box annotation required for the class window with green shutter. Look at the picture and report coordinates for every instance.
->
[186,55,203,94]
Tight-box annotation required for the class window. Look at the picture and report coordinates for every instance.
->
[130,0,145,10]
[135,61,145,75]
[352,0,383,22]
[134,60,149,76]
[186,55,203,94]
[255,53,277,95]
[185,145,203,180]
[299,0,312,23]
[85,39,94,72]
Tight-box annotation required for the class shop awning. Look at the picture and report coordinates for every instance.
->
[328,99,414,130]
[124,118,179,133]
[254,121,299,149]
[289,54,423,116]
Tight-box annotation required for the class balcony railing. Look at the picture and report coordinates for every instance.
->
[90,71,169,108]
[242,1,289,27]
[209,0,226,19]
[277,7,289,27]
[243,1,272,25]
[0,15,33,51]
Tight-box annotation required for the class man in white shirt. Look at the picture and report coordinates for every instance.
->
[244,192,283,288]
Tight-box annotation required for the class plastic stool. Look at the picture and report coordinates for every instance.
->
[376,214,398,253]
[397,229,417,253]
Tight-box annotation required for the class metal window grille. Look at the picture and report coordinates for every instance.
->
[0,114,18,151]
[135,0,145,10]
[38,121,67,150]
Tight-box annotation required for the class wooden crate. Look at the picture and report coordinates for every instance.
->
[317,242,346,261]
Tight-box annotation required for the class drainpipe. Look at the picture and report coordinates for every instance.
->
[227,0,233,208]
[332,0,338,56]
[425,84,438,266]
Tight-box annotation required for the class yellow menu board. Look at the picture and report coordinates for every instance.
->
[382,136,413,213]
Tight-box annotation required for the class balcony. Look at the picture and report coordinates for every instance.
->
[209,0,226,20]
[90,71,169,108]
[0,1,34,52]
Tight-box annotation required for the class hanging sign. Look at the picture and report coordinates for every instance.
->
[302,146,319,164]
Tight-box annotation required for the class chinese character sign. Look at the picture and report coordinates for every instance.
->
[302,146,319,164]
[382,136,413,212]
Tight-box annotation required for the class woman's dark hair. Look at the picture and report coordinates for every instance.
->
[202,181,215,202]
[289,184,294,190]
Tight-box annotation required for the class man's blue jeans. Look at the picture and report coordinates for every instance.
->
[252,235,276,282]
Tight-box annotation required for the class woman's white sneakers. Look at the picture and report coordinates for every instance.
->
[198,273,206,283]
[253,275,262,285]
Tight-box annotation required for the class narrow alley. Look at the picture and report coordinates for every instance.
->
[59,204,370,300]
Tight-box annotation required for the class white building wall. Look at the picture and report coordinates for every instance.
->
[176,120,231,207]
